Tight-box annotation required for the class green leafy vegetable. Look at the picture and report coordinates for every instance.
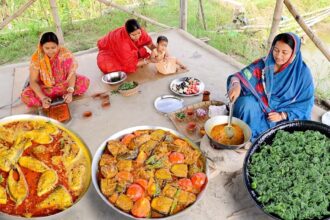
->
[118,81,137,90]
[248,130,330,220]
[175,112,186,119]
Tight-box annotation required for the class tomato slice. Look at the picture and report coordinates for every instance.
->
[178,178,193,191]
[127,183,144,202]
[131,197,151,218]
[135,178,148,190]
[169,152,185,164]
[191,173,207,188]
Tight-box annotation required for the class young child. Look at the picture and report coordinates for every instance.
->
[151,36,186,72]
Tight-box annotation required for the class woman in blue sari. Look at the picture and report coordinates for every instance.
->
[227,33,314,140]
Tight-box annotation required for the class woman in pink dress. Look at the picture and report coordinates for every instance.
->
[21,32,90,109]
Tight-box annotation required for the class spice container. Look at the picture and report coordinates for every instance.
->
[202,90,210,101]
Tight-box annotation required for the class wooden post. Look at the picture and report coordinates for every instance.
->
[284,0,330,61]
[96,0,170,29]
[198,0,207,30]
[49,0,64,45]
[267,0,284,49]
[0,0,37,30]
[180,0,187,31]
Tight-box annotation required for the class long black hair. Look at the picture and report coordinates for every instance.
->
[125,19,141,34]
[272,33,295,50]
[40,32,59,46]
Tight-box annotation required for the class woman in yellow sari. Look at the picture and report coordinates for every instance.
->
[21,32,90,109]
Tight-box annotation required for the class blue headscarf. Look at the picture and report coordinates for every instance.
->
[228,32,314,121]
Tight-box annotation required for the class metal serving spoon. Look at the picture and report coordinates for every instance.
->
[224,102,234,139]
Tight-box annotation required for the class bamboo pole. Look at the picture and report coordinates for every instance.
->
[0,0,37,30]
[198,0,207,30]
[267,0,284,49]
[284,0,330,61]
[96,0,170,29]
[180,0,188,31]
[49,0,64,45]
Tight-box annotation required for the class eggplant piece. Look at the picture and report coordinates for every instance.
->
[150,130,166,142]
[115,194,133,212]
[155,169,172,180]
[151,196,173,215]
[107,140,128,157]
[100,164,118,179]
[117,148,139,160]
[100,178,117,196]
[116,160,132,172]
[171,164,188,178]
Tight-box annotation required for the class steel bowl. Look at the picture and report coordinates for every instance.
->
[204,115,252,150]
[102,71,127,85]
[92,126,209,220]
[0,114,92,219]
[243,120,330,220]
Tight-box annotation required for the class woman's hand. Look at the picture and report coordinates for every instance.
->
[63,93,73,104]
[228,83,241,103]
[41,96,51,109]
[268,112,284,122]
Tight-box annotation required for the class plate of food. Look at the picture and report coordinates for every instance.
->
[92,126,208,219]
[0,115,91,218]
[170,77,204,97]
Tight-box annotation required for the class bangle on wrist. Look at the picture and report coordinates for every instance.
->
[67,86,74,93]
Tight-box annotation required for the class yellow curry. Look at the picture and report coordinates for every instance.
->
[211,123,244,145]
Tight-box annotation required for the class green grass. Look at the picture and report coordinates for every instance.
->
[0,0,329,99]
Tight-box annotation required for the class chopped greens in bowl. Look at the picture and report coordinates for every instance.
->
[118,81,138,90]
[244,121,330,220]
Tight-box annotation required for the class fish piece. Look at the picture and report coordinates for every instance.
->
[37,185,72,210]
[18,156,49,173]
[37,169,58,196]
[34,133,53,145]
[0,138,26,172]
[62,143,80,166]
[68,164,86,193]
[0,126,14,144]
[7,166,29,206]
[0,185,7,204]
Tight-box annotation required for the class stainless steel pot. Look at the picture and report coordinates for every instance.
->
[92,126,209,220]
[204,115,252,150]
